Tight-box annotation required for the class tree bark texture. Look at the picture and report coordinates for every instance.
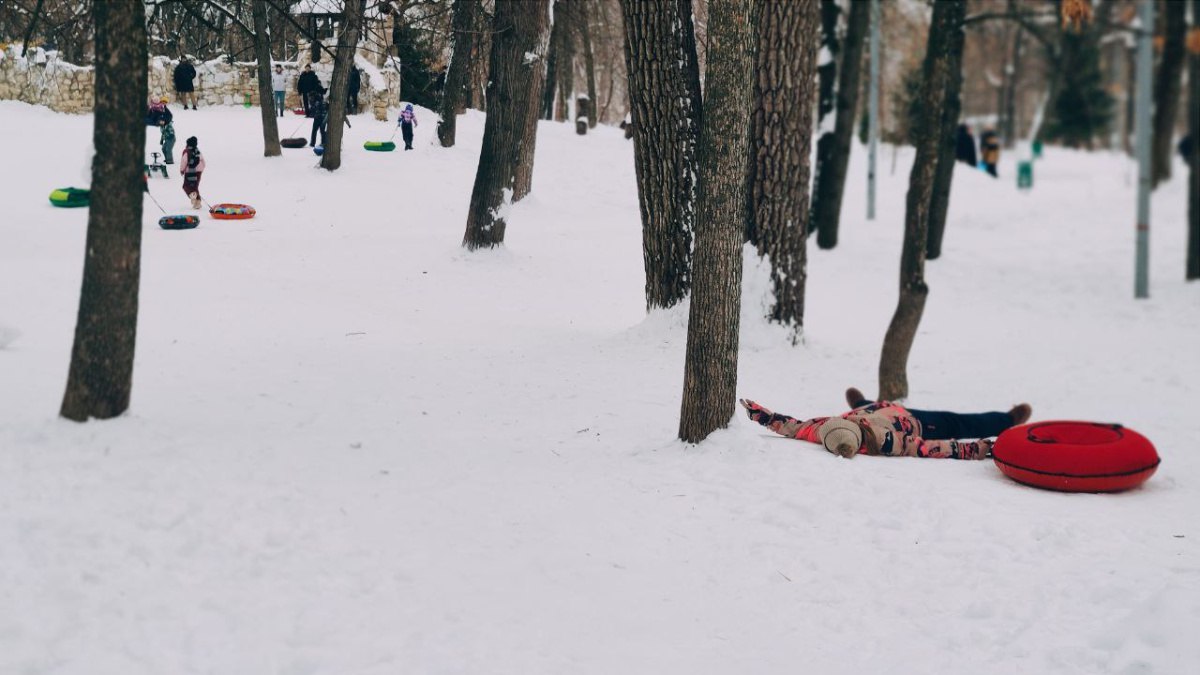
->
[747,0,819,342]
[541,1,562,120]
[438,0,478,147]
[320,0,365,171]
[60,0,147,422]
[462,0,551,250]
[1002,26,1023,149]
[924,11,966,261]
[678,0,754,444]
[580,0,598,128]
[552,1,576,122]
[620,0,703,310]
[252,0,281,157]
[465,2,491,111]
[1188,0,1199,279]
[1151,0,1186,187]
[810,0,869,250]
[878,0,965,402]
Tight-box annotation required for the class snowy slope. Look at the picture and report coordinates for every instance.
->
[0,100,1197,675]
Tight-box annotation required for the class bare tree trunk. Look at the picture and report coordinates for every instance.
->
[320,0,365,171]
[1151,0,1186,187]
[1003,25,1023,149]
[252,0,281,157]
[878,0,965,401]
[462,0,551,249]
[925,16,966,261]
[465,2,491,112]
[554,1,575,122]
[810,0,868,249]
[621,0,703,310]
[438,0,477,147]
[60,0,147,422]
[542,0,564,120]
[679,0,754,444]
[747,0,819,342]
[580,0,598,128]
[1188,0,1199,280]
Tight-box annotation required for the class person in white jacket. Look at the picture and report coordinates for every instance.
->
[270,64,288,117]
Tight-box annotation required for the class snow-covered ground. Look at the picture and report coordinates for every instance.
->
[1,100,1197,674]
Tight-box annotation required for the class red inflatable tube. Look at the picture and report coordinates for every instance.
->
[992,421,1160,493]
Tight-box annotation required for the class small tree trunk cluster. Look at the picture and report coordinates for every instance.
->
[437,0,479,148]
[1151,0,1187,187]
[462,0,551,249]
[810,0,869,250]
[60,0,147,421]
[878,0,965,401]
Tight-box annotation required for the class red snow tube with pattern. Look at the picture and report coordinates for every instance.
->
[209,203,256,220]
[992,421,1159,492]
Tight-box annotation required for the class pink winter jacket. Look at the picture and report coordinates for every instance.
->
[741,399,992,460]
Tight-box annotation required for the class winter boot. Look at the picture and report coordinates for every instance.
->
[189,192,201,209]
[845,387,869,409]
[1008,403,1032,426]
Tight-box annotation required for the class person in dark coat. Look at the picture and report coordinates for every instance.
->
[955,124,977,167]
[297,64,321,117]
[980,128,1001,178]
[173,58,198,109]
[310,90,329,147]
[347,66,361,114]
[1179,134,1195,165]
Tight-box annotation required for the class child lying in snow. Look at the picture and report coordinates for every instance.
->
[740,388,1031,460]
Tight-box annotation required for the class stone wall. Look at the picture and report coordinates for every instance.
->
[0,46,400,121]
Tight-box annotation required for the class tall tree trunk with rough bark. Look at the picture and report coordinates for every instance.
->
[552,0,575,122]
[924,10,966,261]
[580,0,598,128]
[252,0,281,157]
[462,0,551,249]
[60,0,147,422]
[621,0,703,310]
[438,0,477,147]
[878,0,965,401]
[1188,0,1199,280]
[810,0,868,249]
[747,0,819,341]
[465,2,491,111]
[679,0,754,444]
[1152,0,1186,187]
[320,0,364,171]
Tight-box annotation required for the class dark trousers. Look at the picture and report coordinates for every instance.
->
[311,116,327,147]
[302,92,315,117]
[182,173,201,198]
[401,122,414,150]
[850,397,1012,440]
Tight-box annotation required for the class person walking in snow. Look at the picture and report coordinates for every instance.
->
[980,128,1001,178]
[740,387,1032,460]
[180,136,206,210]
[159,116,176,165]
[398,103,418,150]
[173,58,198,110]
[298,64,320,117]
[347,66,361,114]
[310,90,329,148]
[271,64,288,117]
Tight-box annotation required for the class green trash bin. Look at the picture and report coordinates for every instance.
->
[1032,139,1043,159]
[1017,160,1033,190]
[244,93,252,108]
